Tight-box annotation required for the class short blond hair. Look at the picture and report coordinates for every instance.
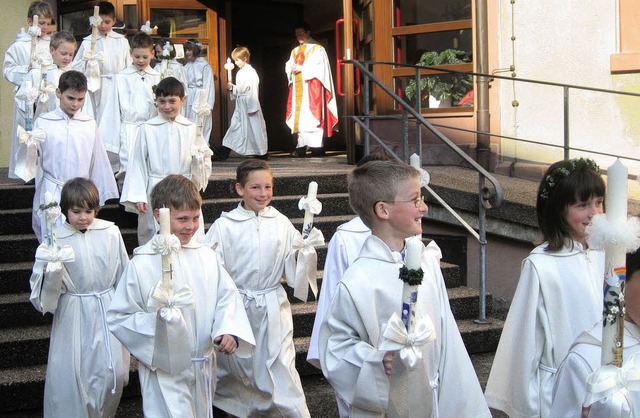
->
[231,46,250,62]
[348,159,419,228]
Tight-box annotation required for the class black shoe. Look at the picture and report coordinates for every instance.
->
[289,147,307,158]
[309,147,326,157]
[212,153,228,161]
[212,147,229,161]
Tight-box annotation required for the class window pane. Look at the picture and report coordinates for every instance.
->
[394,0,471,26]
[59,9,92,37]
[150,9,207,39]
[394,29,472,65]
[123,5,138,33]
[396,73,474,109]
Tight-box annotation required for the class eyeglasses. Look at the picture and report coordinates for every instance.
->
[380,195,425,209]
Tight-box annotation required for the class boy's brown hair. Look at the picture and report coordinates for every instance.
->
[151,175,201,211]
[58,70,87,93]
[348,159,419,228]
[231,47,250,62]
[236,159,272,187]
[50,30,76,50]
[60,177,100,216]
[98,1,116,18]
[130,32,154,51]
[155,76,185,98]
[27,1,54,19]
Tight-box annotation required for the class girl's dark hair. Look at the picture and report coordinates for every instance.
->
[536,158,605,251]
[184,39,203,57]
[60,177,100,216]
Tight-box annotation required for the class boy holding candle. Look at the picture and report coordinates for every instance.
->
[73,1,131,129]
[22,70,118,242]
[3,0,55,179]
[203,159,316,417]
[120,76,211,246]
[29,177,130,417]
[107,174,255,418]
[549,249,640,417]
[318,159,490,417]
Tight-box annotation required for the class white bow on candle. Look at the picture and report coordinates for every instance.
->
[151,208,181,297]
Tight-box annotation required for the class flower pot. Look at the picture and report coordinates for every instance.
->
[429,95,452,108]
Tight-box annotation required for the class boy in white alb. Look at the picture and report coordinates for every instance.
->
[204,160,313,417]
[120,76,211,246]
[319,160,491,417]
[73,1,131,131]
[549,251,640,417]
[22,70,118,242]
[29,178,129,417]
[104,32,160,176]
[3,1,54,179]
[107,175,255,418]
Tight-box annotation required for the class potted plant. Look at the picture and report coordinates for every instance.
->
[404,49,473,108]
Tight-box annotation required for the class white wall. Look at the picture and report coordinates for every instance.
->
[495,0,640,174]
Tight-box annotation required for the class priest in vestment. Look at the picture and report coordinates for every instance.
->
[285,22,338,157]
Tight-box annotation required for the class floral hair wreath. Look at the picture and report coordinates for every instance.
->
[539,157,600,200]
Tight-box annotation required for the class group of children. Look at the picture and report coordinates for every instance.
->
[5,2,636,418]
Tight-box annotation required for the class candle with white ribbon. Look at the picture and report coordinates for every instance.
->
[43,191,56,249]
[159,208,173,295]
[224,58,235,83]
[30,15,38,66]
[89,6,99,55]
[302,181,318,239]
[401,237,423,333]
[601,159,628,366]
[24,81,33,131]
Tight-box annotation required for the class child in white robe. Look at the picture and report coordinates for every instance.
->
[485,158,607,418]
[3,1,54,179]
[29,177,130,417]
[107,174,255,418]
[548,251,640,417]
[318,159,490,417]
[21,70,118,242]
[72,1,131,136]
[214,46,268,160]
[120,76,211,246]
[153,39,188,96]
[102,32,159,177]
[204,160,312,417]
[183,39,214,142]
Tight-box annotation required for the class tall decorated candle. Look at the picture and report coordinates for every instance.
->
[400,237,423,332]
[159,207,173,296]
[224,58,235,83]
[602,158,628,366]
[302,181,318,239]
[89,6,99,55]
[30,15,38,66]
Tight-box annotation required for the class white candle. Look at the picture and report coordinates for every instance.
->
[410,153,421,169]
[198,89,207,106]
[30,15,38,64]
[158,208,173,294]
[402,237,423,332]
[224,58,234,82]
[90,7,99,54]
[44,191,55,248]
[601,158,628,366]
[302,181,318,238]
[405,237,422,269]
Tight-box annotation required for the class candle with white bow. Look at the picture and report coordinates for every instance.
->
[301,181,318,239]
[224,58,235,83]
[159,208,173,296]
[43,191,57,250]
[161,41,171,78]
[30,15,38,66]
[89,6,99,56]
[401,237,423,333]
[24,81,34,131]
[601,159,628,367]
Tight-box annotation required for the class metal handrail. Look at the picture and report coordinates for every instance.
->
[346,59,501,323]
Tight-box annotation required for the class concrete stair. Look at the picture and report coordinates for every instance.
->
[0,164,503,415]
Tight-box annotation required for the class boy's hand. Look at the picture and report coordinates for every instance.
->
[383,351,396,375]
[227,82,233,90]
[135,202,148,213]
[214,334,238,355]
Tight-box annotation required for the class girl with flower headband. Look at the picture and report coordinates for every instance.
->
[183,38,214,142]
[486,158,606,418]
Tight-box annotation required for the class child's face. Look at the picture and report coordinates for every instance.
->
[66,206,96,230]
[28,16,55,37]
[384,176,428,239]
[131,47,154,71]
[98,14,116,35]
[50,42,76,69]
[234,57,246,69]
[235,170,273,214]
[155,43,164,57]
[162,207,200,245]
[184,48,195,62]
[157,95,185,121]
[564,195,604,245]
[56,88,86,118]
